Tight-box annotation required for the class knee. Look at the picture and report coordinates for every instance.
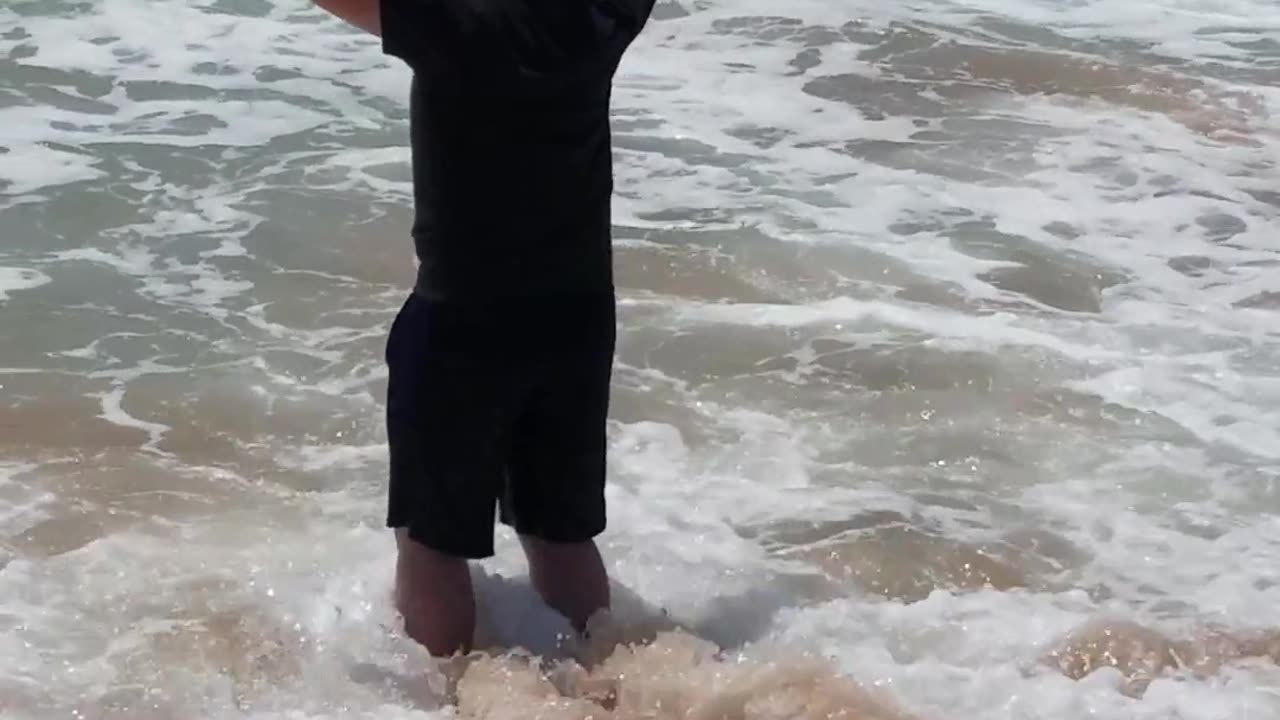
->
[519,534,600,561]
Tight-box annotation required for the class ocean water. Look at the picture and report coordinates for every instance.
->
[2,0,1279,717]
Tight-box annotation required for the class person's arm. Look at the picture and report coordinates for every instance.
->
[312,0,381,36]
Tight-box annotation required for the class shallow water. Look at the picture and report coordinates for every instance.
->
[2,0,1280,718]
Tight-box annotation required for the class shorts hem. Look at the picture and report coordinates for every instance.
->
[499,515,607,545]
[388,519,496,560]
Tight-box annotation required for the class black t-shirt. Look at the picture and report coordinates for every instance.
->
[379,0,656,301]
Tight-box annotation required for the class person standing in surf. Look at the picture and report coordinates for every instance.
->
[307,0,657,657]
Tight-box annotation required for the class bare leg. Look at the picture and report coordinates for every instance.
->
[519,536,610,632]
[394,529,476,657]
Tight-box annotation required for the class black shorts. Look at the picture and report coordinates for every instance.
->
[383,290,616,559]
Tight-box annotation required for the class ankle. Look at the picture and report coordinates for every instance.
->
[404,617,473,658]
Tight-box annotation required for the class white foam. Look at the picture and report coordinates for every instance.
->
[94,384,173,453]
[762,588,1280,720]
[51,246,158,276]
[275,443,387,473]
[934,0,1280,62]
[0,463,53,541]
[0,267,51,301]
[0,144,106,198]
